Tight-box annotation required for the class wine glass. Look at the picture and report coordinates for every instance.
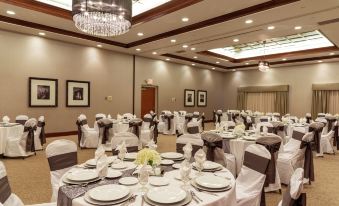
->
[118,151,126,164]
[138,166,149,193]
[180,160,191,190]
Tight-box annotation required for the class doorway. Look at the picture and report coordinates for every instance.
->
[141,85,158,117]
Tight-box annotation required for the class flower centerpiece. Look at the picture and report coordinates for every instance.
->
[135,148,161,167]
[233,123,245,138]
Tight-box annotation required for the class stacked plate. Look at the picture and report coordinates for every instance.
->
[111,161,137,170]
[84,184,132,206]
[191,175,231,192]
[161,152,184,161]
[243,135,258,141]
[84,156,117,168]
[124,152,137,161]
[144,186,192,206]
[62,169,99,185]
[192,161,223,172]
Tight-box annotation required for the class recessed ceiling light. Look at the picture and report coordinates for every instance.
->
[267,26,275,30]
[245,62,249,65]
[6,10,15,15]
[170,39,176,43]
[282,58,287,61]
[193,56,198,59]
[166,58,170,61]
[329,52,335,55]
[233,38,239,42]
[294,26,302,30]
[190,47,196,51]
[212,67,215,70]
[216,61,220,64]
[152,52,157,55]
[318,60,323,63]
[97,44,102,48]
[232,69,236,72]
[191,63,195,66]
[136,48,141,51]
[38,32,46,36]
[181,17,189,22]
[182,44,188,48]
[245,19,253,24]
[137,32,144,36]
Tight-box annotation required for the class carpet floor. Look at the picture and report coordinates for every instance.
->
[2,123,339,205]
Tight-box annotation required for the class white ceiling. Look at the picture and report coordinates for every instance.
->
[0,0,338,72]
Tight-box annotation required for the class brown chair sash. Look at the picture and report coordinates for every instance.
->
[193,114,199,119]
[16,119,27,125]
[176,143,202,157]
[153,120,159,143]
[282,185,307,206]
[243,151,270,175]
[300,141,314,182]
[47,152,78,171]
[95,117,104,121]
[256,137,281,186]
[24,126,37,152]
[201,115,205,130]
[216,113,222,124]
[187,126,199,134]
[75,121,82,147]
[129,120,142,138]
[326,118,336,131]
[306,117,312,124]
[318,114,325,118]
[260,126,274,133]
[260,118,269,122]
[308,127,322,153]
[292,131,304,141]
[241,116,251,130]
[185,114,193,123]
[232,113,239,123]
[0,176,11,204]
[227,113,232,121]
[333,125,339,149]
[212,111,216,123]
[37,121,46,145]
[98,122,113,144]
[143,117,153,128]
[112,146,138,155]
[203,140,223,162]
[165,114,174,130]
[228,126,235,129]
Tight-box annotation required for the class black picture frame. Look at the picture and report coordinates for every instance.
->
[66,80,90,107]
[184,89,195,107]
[29,77,58,107]
[197,90,207,107]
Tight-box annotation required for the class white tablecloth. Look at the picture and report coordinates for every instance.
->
[59,163,236,206]
[113,122,130,133]
[0,124,23,155]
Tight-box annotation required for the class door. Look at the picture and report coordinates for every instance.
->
[141,87,156,117]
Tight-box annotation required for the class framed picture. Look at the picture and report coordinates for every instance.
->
[184,89,195,107]
[66,80,90,107]
[29,77,58,107]
[197,90,207,107]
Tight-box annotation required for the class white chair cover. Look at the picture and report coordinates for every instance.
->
[111,132,139,154]
[278,168,305,206]
[140,114,154,145]
[4,118,37,157]
[34,116,45,151]
[236,144,271,206]
[15,115,28,125]
[77,114,99,148]
[94,113,106,131]
[320,130,335,155]
[162,112,175,135]
[122,113,134,121]
[46,140,77,202]
[97,118,114,151]
[176,134,203,156]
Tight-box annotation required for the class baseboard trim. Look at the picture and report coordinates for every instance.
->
[46,131,78,138]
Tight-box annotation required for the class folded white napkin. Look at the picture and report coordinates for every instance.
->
[194,149,206,163]
[115,141,127,154]
[183,143,192,160]
[2,116,10,123]
[96,154,108,178]
[95,144,105,160]
[146,140,157,150]
[107,114,112,119]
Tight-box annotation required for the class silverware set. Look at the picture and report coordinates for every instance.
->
[194,187,219,196]
[190,190,203,203]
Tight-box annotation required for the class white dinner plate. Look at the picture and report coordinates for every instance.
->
[149,177,170,187]
[161,159,174,165]
[195,175,230,189]
[172,163,181,169]
[111,162,128,169]
[84,192,132,206]
[193,161,221,170]
[243,136,257,141]
[106,169,122,179]
[161,152,183,160]
[125,152,137,160]
[89,184,130,202]
[119,177,138,185]
[66,169,98,182]
[147,186,187,204]
[85,156,117,166]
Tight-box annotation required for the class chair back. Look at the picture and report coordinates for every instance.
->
[187,121,200,134]
[201,132,227,167]
[15,115,28,125]
[97,118,114,144]
[281,168,306,206]
[36,116,46,145]
[95,113,106,121]
[111,132,139,155]
[19,118,37,153]
[0,161,24,205]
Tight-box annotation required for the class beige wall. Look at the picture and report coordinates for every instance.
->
[0,30,224,133]
[223,62,339,117]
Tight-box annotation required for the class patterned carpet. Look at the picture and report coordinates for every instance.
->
[2,123,338,205]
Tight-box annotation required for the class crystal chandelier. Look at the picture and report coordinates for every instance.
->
[72,0,132,37]
[258,41,270,72]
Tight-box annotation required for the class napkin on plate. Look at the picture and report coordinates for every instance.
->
[2,116,10,123]
[96,154,108,178]
[194,149,206,164]
[115,141,127,157]
[95,144,105,160]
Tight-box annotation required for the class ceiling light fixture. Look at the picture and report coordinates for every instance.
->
[136,48,141,51]
[72,0,132,36]
[181,17,189,22]
[182,44,188,48]
[193,56,198,59]
[6,10,15,15]
[152,52,157,55]
[171,39,176,43]
[294,26,302,30]
[137,32,144,36]
[233,38,239,42]
[191,63,195,66]
[258,40,270,72]
[267,26,275,30]
[191,48,196,51]
[245,19,253,24]
[97,44,102,47]
[216,61,220,64]
[282,58,287,61]
[38,32,46,36]
[329,52,335,55]
[318,60,323,63]
[212,67,215,70]
[166,58,170,61]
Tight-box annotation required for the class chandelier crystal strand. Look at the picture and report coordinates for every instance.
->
[258,40,270,72]
[72,0,132,37]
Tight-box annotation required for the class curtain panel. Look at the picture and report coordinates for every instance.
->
[312,84,339,117]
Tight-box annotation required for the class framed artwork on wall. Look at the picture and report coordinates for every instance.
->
[197,90,207,107]
[66,80,90,107]
[184,89,195,107]
[29,77,58,107]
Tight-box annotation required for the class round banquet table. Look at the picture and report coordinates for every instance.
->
[58,160,236,206]
[0,123,23,155]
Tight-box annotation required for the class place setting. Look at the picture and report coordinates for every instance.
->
[190,174,232,192]
[62,169,100,185]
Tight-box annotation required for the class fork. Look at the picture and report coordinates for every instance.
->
[190,191,203,203]
[121,195,136,206]
[194,187,218,196]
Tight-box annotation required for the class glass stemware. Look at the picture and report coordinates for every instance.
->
[138,165,149,193]
[180,160,191,190]
[118,151,126,164]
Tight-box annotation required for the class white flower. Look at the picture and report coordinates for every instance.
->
[135,148,161,166]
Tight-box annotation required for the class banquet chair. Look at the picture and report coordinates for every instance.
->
[4,118,37,158]
[162,112,175,135]
[218,121,236,130]
[277,168,306,206]
[179,110,187,116]
[34,116,46,151]
[111,132,139,155]
[15,115,28,125]
[157,110,170,133]
[176,134,203,156]
[0,161,56,206]
[305,113,312,124]
[192,111,200,121]
[215,110,223,124]
[235,144,271,206]
[94,113,106,132]
[201,131,236,177]
[256,122,274,133]
[122,113,134,121]
[317,113,325,118]
[277,132,314,185]
[175,113,186,134]
[320,129,335,155]
[97,118,114,151]
[76,114,99,148]
[140,114,155,146]
[259,116,270,122]
[45,140,77,202]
